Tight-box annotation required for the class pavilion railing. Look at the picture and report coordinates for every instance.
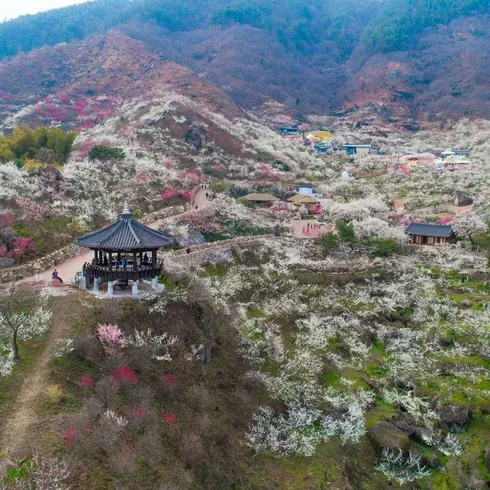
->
[86,262,163,283]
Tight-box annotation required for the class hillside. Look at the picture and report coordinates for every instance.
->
[0,0,488,121]
[0,32,244,132]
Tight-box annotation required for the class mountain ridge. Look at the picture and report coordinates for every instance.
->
[0,0,488,122]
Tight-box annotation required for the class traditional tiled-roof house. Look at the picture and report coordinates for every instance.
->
[405,222,456,245]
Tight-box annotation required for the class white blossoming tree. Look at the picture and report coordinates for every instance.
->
[452,211,488,245]
[0,284,51,366]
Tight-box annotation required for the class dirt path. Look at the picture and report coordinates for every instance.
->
[0,295,79,459]
[1,189,211,460]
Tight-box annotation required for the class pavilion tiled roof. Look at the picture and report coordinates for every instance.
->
[405,222,456,238]
[76,203,174,251]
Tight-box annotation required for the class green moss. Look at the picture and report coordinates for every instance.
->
[320,370,341,387]
[3,457,31,484]
[203,264,228,277]
[365,400,397,428]
[246,307,265,319]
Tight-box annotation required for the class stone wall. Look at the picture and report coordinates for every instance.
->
[140,205,185,224]
[0,244,85,284]
[161,234,276,269]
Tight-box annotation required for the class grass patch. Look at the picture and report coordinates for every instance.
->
[246,307,266,319]
[365,399,397,428]
[203,264,228,277]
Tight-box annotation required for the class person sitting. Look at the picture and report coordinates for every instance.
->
[52,270,63,283]
[143,253,149,265]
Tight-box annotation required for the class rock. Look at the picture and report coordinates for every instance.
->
[402,121,421,132]
[0,257,15,269]
[461,299,472,308]
[415,451,439,469]
[438,404,470,428]
[185,125,206,150]
[368,421,410,452]
[412,426,432,445]
[391,418,416,437]
[454,190,474,207]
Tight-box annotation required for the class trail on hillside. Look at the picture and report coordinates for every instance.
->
[0,294,78,459]
[0,191,212,459]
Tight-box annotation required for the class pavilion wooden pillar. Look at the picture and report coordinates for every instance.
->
[94,250,98,265]
[133,252,137,271]
[152,250,157,266]
[108,252,113,271]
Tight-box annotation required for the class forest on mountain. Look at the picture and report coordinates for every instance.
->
[0,0,488,119]
[1,0,488,61]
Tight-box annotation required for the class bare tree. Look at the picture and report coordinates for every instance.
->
[0,284,51,363]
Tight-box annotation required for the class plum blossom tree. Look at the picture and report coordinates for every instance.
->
[0,284,51,364]
[452,211,488,245]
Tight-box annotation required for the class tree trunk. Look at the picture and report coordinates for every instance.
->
[468,234,475,246]
[12,329,20,363]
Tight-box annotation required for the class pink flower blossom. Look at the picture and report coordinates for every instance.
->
[112,366,138,384]
[129,404,146,419]
[10,237,36,259]
[161,373,178,387]
[162,412,176,424]
[97,323,125,354]
[79,373,94,388]
[57,92,71,104]
[438,216,454,224]
[178,169,204,184]
[0,211,15,227]
[161,189,178,199]
[63,423,76,444]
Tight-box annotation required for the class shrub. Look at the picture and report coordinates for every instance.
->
[97,323,125,354]
[180,433,205,466]
[112,365,138,384]
[368,238,399,257]
[88,145,126,162]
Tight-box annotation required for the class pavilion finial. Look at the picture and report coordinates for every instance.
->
[122,200,131,216]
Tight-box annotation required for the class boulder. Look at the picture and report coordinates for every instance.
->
[0,257,15,269]
[460,299,472,308]
[438,404,470,428]
[185,125,206,150]
[412,426,432,445]
[368,421,410,452]
[391,418,416,437]
[454,191,474,207]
